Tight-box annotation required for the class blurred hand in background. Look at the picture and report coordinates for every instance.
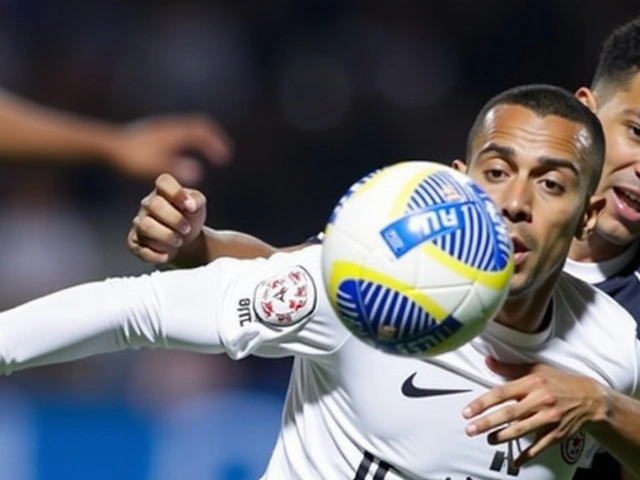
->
[0,90,233,184]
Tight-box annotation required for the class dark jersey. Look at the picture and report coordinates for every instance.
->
[564,243,640,339]
[564,244,640,480]
[593,253,640,332]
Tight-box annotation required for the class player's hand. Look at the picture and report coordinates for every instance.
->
[461,357,606,467]
[110,115,233,184]
[128,173,207,264]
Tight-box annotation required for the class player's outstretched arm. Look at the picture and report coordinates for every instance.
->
[0,260,239,374]
[128,173,306,267]
[0,89,233,183]
[461,358,640,475]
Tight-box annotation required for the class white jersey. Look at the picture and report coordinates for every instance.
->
[218,246,639,479]
[0,245,637,480]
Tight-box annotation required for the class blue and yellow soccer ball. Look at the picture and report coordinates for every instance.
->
[321,161,513,356]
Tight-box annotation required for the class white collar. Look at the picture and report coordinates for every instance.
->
[563,242,640,284]
[481,300,555,350]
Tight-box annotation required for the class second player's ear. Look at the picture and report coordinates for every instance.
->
[575,87,598,113]
[451,159,467,173]
[575,194,606,240]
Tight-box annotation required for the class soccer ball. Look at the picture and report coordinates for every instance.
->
[321,161,513,356]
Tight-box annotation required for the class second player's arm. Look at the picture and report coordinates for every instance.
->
[128,173,311,267]
[584,384,640,477]
[462,359,640,475]
[172,226,309,268]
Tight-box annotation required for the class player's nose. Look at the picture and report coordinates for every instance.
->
[499,179,532,223]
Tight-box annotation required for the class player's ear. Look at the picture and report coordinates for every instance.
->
[451,159,467,173]
[575,87,598,113]
[575,194,605,240]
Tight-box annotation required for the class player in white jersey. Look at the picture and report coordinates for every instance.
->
[0,84,637,480]
[0,241,632,480]
[130,83,638,478]
[129,83,640,478]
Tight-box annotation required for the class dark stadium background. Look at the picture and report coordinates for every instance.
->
[0,1,636,478]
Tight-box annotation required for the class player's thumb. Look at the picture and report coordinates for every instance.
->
[485,356,533,379]
[180,188,207,214]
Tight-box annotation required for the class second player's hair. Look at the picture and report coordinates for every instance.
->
[592,16,640,92]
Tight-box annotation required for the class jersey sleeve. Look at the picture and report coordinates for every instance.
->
[0,244,347,374]
[141,243,348,360]
[211,244,349,359]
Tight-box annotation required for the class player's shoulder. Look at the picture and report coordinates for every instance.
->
[553,272,639,394]
[555,272,638,344]
[267,243,323,272]
[557,270,602,297]
[556,271,635,325]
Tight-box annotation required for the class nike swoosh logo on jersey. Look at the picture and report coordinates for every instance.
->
[401,372,472,398]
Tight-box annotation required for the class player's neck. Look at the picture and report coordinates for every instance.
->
[569,232,630,263]
[495,275,557,334]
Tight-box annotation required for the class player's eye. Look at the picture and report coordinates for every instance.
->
[484,169,506,181]
[541,178,565,194]
[627,123,640,138]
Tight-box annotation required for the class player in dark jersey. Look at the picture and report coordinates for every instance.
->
[566,16,640,322]
[559,17,640,480]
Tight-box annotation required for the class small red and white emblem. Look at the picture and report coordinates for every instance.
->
[254,266,316,327]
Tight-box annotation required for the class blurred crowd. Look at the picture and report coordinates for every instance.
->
[0,0,639,478]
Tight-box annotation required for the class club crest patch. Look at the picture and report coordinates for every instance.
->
[560,431,585,464]
[253,265,317,327]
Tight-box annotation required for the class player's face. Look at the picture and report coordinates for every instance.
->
[581,74,640,253]
[458,105,599,298]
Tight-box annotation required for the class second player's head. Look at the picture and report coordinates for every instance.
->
[456,84,605,300]
[577,16,640,258]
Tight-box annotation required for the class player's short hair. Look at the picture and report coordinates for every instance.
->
[591,16,640,94]
[466,84,605,195]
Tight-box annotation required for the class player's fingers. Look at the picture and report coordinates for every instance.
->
[141,193,194,235]
[462,379,529,420]
[513,429,557,468]
[484,409,557,444]
[181,188,206,214]
[154,173,205,215]
[153,173,189,207]
[181,115,234,165]
[465,386,548,436]
[133,214,185,247]
[131,243,171,264]
[127,231,172,264]
[136,234,181,256]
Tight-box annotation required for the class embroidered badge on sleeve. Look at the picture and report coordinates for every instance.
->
[253,265,317,327]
